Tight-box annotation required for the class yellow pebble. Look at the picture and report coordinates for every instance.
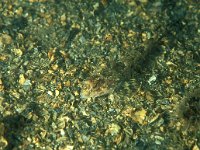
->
[19,74,26,85]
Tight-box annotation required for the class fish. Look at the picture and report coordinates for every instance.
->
[80,76,116,99]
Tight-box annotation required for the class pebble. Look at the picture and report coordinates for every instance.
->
[12,48,23,57]
[0,33,12,47]
[19,74,26,85]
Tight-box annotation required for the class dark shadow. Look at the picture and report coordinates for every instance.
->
[2,114,32,150]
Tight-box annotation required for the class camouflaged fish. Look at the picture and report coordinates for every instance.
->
[80,76,116,99]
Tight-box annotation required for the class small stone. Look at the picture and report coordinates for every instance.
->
[104,33,113,41]
[166,61,177,67]
[105,123,121,136]
[0,79,4,92]
[23,79,32,90]
[51,64,58,70]
[60,14,67,26]
[0,123,5,136]
[12,48,23,57]
[47,91,53,96]
[123,107,147,125]
[0,33,12,46]
[60,129,65,136]
[165,77,172,85]
[0,136,8,149]
[55,90,59,97]
[108,94,114,101]
[142,32,147,41]
[155,140,161,145]
[148,75,157,85]
[139,0,148,3]
[73,91,79,96]
[132,109,147,125]
[193,144,200,150]
[62,145,74,150]
[145,91,154,102]
[0,55,8,61]
[19,74,26,85]
[64,80,71,87]
[15,7,23,15]
[128,30,136,37]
